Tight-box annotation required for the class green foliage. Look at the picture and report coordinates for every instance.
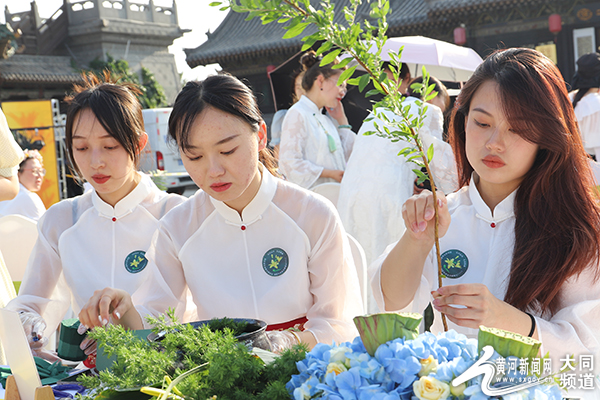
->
[78,312,307,399]
[83,53,168,109]
[215,0,434,188]
[207,317,251,336]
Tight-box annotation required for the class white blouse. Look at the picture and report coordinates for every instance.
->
[136,167,364,345]
[5,173,185,336]
[573,92,600,156]
[0,183,46,221]
[279,95,355,188]
[369,181,600,398]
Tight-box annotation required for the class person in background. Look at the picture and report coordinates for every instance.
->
[269,69,305,159]
[0,149,47,221]
[571,52,600,160]
[279,50,355,188]
[78,74,364,353]
[5,73,185,360]
[337,72,457,305]
[373,48,600,398]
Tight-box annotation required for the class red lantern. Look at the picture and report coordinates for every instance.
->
[266,64,277,74]
[454,26,467,45]
[549,14,562,33]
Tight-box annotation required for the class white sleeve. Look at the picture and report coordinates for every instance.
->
[134,225,187,326]
[533,267,600,390]
[338,127,355,161]
[0,109,23,177]
[5,210,71,336]
[368,240,436,316]
[279,109,324,189]
[419,131,459,194]
[303,203,364,344]
[577,111,600,151]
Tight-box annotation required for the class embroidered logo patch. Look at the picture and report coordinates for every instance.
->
[440,249,469,279]
[125,250,148,274]
[262,248,289,277]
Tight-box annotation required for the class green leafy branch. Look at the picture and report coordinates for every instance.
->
[213,0,447,330]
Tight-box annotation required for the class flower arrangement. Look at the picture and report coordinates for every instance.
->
[287,315,563,400]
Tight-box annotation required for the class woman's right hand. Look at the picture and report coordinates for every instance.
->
[321,169,344,182]
[402,190,451,243]
[78,287,134,329]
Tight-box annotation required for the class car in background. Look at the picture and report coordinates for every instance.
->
[139,108,198,195]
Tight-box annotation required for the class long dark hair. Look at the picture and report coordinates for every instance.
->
[64,72,144,180]
[168,74,278,176]
[449,48,600,316]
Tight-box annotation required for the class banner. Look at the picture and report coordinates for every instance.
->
[1,100,60,208]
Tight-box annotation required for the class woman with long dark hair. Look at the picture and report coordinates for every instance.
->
[371,48,600,396]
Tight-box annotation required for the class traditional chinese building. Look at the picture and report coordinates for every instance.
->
[186,0,600,119]
[1,0,187,104]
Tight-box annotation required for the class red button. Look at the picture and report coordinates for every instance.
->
[241,225,246,231]
[112,217,116,222]
[490,222,496,228]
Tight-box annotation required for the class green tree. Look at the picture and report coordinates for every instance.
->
[84,53,168,109]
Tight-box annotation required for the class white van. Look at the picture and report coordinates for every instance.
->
[139,108,197,194]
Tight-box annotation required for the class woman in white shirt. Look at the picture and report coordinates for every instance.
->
[571,52,600,159]
[279,50,355,188]
[0,149,47,220]
[372,48,600,398]
[337,74,457,273]
[79,74,364,352]
[6,74,185,357]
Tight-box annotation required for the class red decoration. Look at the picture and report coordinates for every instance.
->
[454,26,467,45]
[266,64,277,74]
[549,14,562,33]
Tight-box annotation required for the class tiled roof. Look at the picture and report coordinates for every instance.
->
[0,54,83,84]
[186,0,430,68]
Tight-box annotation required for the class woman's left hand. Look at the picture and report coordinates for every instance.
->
[328,103,348,127]
[431,284,535,337]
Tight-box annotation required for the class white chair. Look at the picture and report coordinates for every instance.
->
[311,182,341,207]
[0,214,38,291]
[346,233,368,310]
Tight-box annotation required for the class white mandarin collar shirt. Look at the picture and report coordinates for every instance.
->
[209,168,277,225]
[137,166,364,345]
[6,172,185,336]
[91,173,154,219]
[468,175,516,224]
[369,180,600,398]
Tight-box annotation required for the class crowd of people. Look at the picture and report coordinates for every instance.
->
[0,47,599,397]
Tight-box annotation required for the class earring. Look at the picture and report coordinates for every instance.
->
[320,87,323,91]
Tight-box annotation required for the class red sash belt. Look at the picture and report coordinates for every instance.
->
[267,316,308,331]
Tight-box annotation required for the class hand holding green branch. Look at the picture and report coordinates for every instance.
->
[215,0,448,330]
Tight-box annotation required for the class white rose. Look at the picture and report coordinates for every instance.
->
[450,381,466,398]
[418,355,439,377]
[413,376,451,400]
[326,362,348,375]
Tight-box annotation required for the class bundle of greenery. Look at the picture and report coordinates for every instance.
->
[78,311,306,400]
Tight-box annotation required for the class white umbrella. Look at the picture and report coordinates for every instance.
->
[366,36,483,82]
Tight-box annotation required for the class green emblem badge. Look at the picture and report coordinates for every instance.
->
[125,250,148,274]
[441,249,469,279]
[262,248,289,277]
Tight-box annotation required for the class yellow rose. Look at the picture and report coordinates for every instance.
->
[413,376,450,400]
[418,355,439,377]
[326,362,348,375]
